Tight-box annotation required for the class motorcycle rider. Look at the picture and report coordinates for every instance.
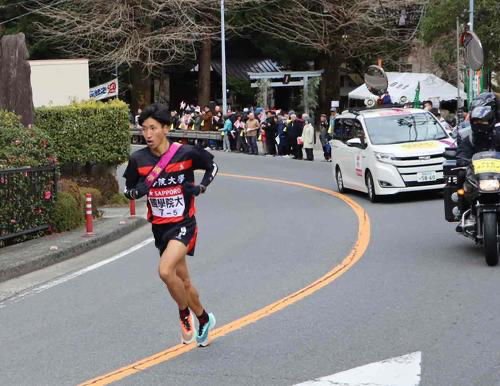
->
[456,92,500,232]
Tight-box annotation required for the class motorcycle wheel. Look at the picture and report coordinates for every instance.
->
[483,212,499,266]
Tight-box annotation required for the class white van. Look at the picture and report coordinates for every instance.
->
[331,108,454,202]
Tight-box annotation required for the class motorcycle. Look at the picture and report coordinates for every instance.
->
[444,149,500,266]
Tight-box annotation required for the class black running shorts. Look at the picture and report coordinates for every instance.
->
[152,217,198,256]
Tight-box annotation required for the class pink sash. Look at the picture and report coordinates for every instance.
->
[145,142,182,188]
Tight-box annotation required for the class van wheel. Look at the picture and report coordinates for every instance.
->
[365,171,378,203]
[336,167,346,193]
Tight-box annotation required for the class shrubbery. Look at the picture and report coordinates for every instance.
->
[74,172,119,202]
[59,179,83,214]
[34,99,130,166]
[79,187,104,207]
[0,110,57,168]
[1,100,131,245]
[106,193,129,206]
[79,187,105,218]
[50,191,83,232]
[0,111,58,245]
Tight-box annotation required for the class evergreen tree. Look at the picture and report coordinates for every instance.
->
[421,0,500,88]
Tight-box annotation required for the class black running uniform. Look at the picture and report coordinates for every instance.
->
[123,142,218,256]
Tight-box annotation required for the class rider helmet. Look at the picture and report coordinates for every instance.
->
[470,106,495,137]
[470,92,499,122]
[469,92,498,142]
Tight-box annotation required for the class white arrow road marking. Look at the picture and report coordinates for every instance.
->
[295,352,421,386]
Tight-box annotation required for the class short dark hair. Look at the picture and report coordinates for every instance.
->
[138,104,171,126]
[424,100,433,107]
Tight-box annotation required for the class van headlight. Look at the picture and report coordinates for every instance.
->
[479,179,500,191]
[374,152,395,164]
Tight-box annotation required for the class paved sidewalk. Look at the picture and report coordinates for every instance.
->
[0,201,148,283]
[214,142,330,161]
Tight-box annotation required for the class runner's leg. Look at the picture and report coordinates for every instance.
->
[166,243,214,347]
[176,257,204,316]
[158,240,189,309]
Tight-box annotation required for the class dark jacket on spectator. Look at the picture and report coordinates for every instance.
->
[290,119,304,139]
[202,111,213,131]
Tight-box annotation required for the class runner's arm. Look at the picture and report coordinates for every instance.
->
[192,147,218,192]
[122,156,149,199]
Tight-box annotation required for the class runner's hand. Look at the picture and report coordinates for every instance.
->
[183,182,205,196]
[130,181,149,199]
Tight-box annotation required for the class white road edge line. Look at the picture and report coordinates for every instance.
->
[0,237,154,308]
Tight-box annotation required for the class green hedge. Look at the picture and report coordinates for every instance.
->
[74,172,119,202]
[0,110,57,168]
[50,191,83,232]
[0,111,58,245]
[0,167,57,244]
[35,99,130,166]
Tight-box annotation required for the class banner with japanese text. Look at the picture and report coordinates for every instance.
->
[89,78,118,100]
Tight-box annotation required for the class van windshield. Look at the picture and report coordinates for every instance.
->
[364,112,448,145]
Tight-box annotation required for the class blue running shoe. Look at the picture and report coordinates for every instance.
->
[196,312,216,347]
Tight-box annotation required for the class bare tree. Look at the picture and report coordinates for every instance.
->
[30,0,253,110]
[239,0,427,111]
[30,0,426,111]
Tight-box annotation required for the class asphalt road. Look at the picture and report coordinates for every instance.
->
[1,149,499,386]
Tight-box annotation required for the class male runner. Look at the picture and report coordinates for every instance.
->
[123,104,218,347]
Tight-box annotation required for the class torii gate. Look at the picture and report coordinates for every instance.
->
[248,70,324,113]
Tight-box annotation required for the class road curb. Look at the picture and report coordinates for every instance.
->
[0,217,148,284]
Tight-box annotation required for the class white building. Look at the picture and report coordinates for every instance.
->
[29,59,89,107]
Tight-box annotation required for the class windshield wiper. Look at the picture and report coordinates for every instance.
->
[384,140,415,144]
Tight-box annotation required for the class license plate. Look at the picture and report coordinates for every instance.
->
[417,171,437,183]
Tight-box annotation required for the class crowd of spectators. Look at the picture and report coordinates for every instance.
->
[142,103,339,162]
[132,98,468,163]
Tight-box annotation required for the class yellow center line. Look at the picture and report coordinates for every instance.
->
[80,173,371,385]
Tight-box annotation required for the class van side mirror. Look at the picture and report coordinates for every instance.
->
[346,137,367,149]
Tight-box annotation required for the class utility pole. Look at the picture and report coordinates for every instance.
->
[469,0,474,31]
[468,0,474,108]
[221,0,227,115]
[456,17,461,122]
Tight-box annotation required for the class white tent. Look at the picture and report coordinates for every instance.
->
[348,72,466,104]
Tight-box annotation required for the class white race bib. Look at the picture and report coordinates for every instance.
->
[148,186,185,218]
